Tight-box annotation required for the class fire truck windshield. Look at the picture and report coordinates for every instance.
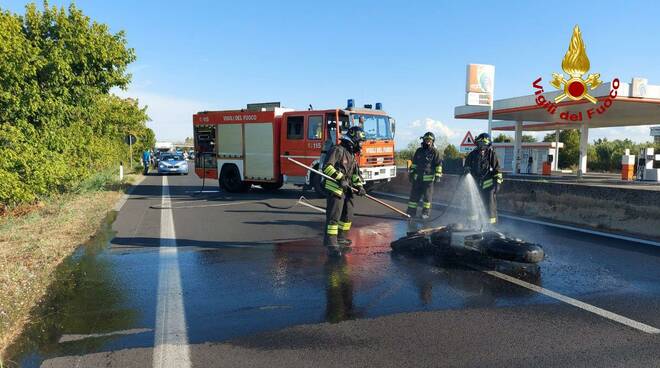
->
[353,114,393,140]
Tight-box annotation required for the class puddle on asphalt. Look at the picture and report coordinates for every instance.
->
[4,210,549,366]
[174,219,547,346]
[4,211,141,368]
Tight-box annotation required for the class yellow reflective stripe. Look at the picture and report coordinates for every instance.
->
[423,202,431,209]
[325,188,343,196]
[407,202,418,208]
[325,180,341,189]
[337,221,352,231]
[422,175,435,181]
[334,171,344,180]
[482,179,493,189]
[326,226,339,235]
[435,167,442,173]
[490,217,497,224]
[324,165,336,175]
[325,181,343,195]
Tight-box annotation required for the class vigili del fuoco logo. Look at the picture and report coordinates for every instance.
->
[532,25,619,121]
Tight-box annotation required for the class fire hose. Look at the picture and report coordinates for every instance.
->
[287,157,411,219]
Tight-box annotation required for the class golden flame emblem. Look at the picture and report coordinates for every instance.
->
[550,25,602,104]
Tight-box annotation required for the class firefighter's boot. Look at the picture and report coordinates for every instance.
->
[337,231,352,246]
[406,205,417,218]
[421,209,430,221]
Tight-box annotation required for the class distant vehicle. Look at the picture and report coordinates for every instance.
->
[157,153,189,175]
[155,141,174,156]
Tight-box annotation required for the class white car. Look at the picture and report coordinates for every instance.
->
[158,153,189,175]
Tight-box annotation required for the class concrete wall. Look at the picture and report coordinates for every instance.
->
[381,173,660,241]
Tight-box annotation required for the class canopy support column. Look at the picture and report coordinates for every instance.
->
[513,120,523,174]
[578,123,589,178]
[554,129,560,171]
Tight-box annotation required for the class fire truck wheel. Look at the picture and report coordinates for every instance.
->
[220,165,250,193]
[311,173,327,198]
[260,182,283,191]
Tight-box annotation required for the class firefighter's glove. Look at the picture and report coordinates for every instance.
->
[339,178,350,192]
[357,186,366,196]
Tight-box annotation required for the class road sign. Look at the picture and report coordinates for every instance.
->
[459,131,476,153]
[125,134,137,145]
[124,134,137,169]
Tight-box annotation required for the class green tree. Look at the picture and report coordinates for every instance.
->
[0,3,152,207]
[522,135,538,143]
[443,144,461,159]
[493,134,511,143]
[395,140,418,166]
[493,133,536,143]
[543,130,580,169]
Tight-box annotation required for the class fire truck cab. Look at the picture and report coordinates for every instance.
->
[193,100,396,195]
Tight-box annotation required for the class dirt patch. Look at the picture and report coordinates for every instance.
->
[0,190,122,358]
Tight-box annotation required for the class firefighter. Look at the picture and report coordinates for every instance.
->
[322,126,367,251]
[406,132,443,220]
[463,133,503,224]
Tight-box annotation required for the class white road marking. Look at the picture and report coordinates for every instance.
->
[498,214,660,248]
[59,328,152,343]
[153,176,192,368]
[484,269,660,334]
[373,191,660,334]
[373,192,660,248]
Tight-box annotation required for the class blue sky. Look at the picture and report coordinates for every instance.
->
[4,1,660,148]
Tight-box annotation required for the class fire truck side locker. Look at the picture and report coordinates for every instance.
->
[217,123,245,180]
[243,122,276,181]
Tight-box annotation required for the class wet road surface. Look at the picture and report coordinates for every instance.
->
[6,167,660,367]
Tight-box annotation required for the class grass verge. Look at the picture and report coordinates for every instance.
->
[0,171,140,359]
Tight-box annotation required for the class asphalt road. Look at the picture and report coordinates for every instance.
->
[7,166,660,368]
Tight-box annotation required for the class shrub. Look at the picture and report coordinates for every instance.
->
[0,3,153,208]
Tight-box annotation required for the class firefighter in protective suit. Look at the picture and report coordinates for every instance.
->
[464,133,503,224]
[322,126,367,251]
[406,132,443,219]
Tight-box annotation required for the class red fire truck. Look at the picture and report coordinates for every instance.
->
[192,100,396,195]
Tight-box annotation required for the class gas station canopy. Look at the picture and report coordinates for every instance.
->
[455,81,660,131]
[454,79,660,176]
